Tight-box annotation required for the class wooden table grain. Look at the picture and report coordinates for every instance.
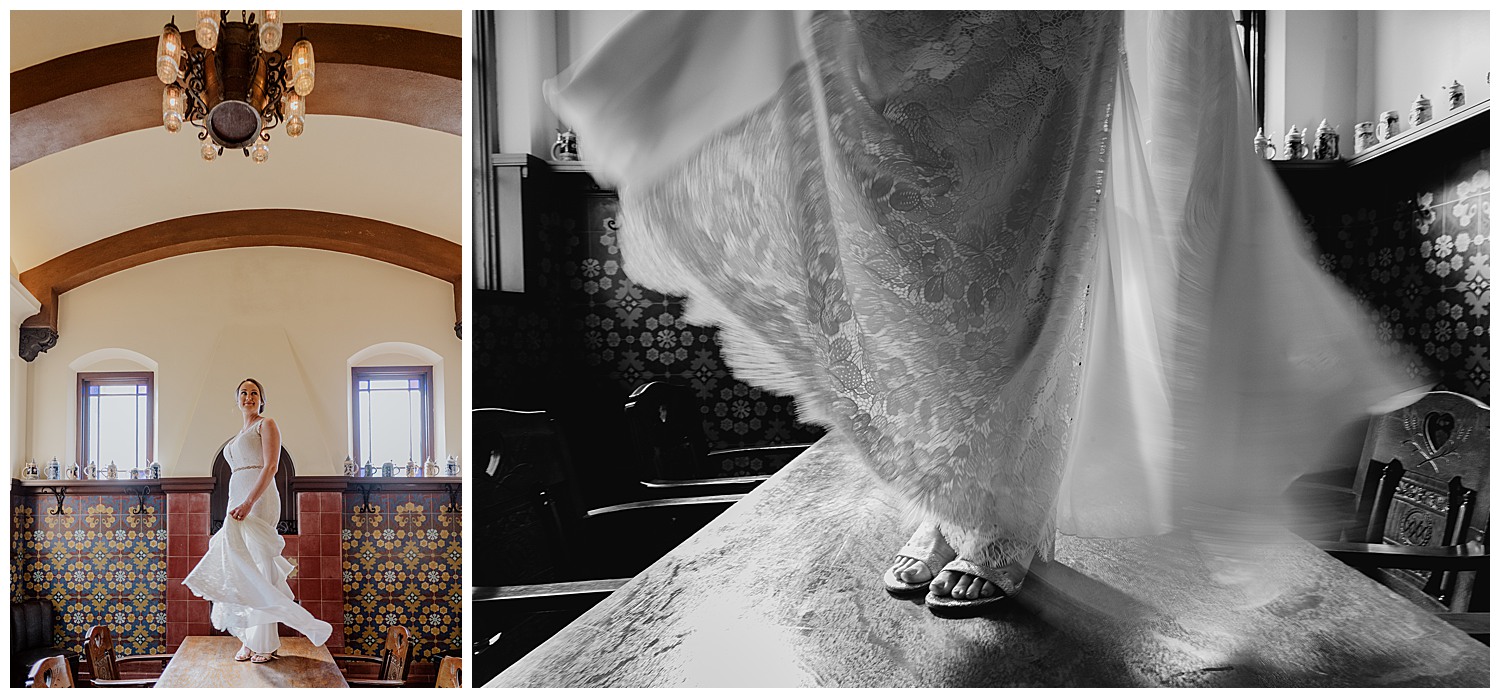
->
[155,636,347,688]
[491,435,1489,687]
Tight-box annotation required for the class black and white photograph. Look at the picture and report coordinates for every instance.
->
[473,9,1489,688]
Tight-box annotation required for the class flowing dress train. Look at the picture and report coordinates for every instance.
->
[183,419,331,653]
[547,10,1425,572]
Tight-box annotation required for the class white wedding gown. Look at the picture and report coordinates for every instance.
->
[547,11,1425,571]
[183,419,331,653]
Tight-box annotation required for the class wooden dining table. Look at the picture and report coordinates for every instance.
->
[154,636,348,688]
[491,435,1489,688]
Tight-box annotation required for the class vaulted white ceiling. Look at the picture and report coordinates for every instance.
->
[10,10,462,277]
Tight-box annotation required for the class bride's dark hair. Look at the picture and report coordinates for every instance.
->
[238,378,267,414]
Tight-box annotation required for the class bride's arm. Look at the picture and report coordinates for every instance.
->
[229,418,281,520]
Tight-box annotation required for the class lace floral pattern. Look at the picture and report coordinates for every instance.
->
[619,11,1120,566]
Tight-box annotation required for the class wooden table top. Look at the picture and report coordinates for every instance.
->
[492,436,1489,688]
[155,636,348,688]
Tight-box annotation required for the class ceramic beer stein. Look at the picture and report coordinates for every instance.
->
[1409,94,1432,127]
[1354,122,1377,154]
[1378,111,1400,141]
[551,128,579,161]
[1444,80,1465,110]
[1283,126,1311,160]
[1313,120,1340,160]
[1253,128,1277,160]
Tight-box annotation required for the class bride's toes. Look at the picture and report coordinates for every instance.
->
[930,570,955,596]
[894,558,931,584]
[978,579,997,598]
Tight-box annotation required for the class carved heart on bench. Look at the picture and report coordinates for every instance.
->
[1424,411,1455,451]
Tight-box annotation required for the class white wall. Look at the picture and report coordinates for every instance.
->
[1269,10,1489,158]
[493,9,633,156]
[16,247,461,477]
[1357,10,1490,125]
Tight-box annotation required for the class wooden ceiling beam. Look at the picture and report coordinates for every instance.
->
[10,24,460,168]
[18,209,461,360]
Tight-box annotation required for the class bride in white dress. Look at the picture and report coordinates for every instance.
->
[547,11,1425,616]
[184,378,331,662]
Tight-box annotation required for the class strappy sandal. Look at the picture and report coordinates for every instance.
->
[234,646,254,662]
[883,521,956,599]
[250,652,278,664]
[925,557,1026,618]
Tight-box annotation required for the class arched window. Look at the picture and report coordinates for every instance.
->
[71,348,159,479]
[348,342,445,471]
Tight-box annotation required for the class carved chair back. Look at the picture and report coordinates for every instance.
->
[1351,391,1489,609]
[378,625,411,681]
[27,656,73,688]
[434,656,461,688]
[83,626,120,681]
[624,381,710,482]
[474,407,584,585]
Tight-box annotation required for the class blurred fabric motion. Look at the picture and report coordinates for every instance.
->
[547,10,1429,612]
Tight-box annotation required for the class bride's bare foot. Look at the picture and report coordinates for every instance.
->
[929,559,1027,600]
[887,521,956,589]
[890,555,936,585]
[930,570,1000,599]
[235,645,254,662]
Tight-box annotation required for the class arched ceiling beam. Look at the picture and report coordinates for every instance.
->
[18,209,461,360]
[11,24,460,168]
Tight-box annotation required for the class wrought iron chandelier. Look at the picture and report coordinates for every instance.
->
[155,11,316,163]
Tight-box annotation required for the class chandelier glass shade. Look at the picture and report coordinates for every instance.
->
[156,11,315,163]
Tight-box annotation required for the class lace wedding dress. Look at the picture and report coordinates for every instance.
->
[548,11,1423,571]
[183,419,331,653]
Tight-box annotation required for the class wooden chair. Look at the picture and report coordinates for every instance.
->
[26,656,73,688]
[1310,391,1489,636]
[434,656,461,688]
[474,390,812,684]
[474,407,582,587]
[83,625,173,688]
[624,381,812,494]
[333,625,411,688]
[10,600,79,688]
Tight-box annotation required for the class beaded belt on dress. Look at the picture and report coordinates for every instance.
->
[231,465,264,473]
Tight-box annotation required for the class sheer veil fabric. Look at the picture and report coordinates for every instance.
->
[547,11,1424,570]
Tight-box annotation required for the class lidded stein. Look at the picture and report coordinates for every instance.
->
[1444,80,1465,110]
[1312,119,1340,160]
[1253,127,1277,159]
[1283,125,1311,160]
[1409,94,1432,127]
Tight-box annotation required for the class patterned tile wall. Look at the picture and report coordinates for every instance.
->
[341,490,461,663]
[1280,132,1489,403]
[474,181,825,480]
[11,492,168,656]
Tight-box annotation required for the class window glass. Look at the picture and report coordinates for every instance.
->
[79,372,154,477]
[353,366,434,469]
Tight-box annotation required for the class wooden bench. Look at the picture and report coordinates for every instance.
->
[490,436,1488,687]
[154,637,347,688]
